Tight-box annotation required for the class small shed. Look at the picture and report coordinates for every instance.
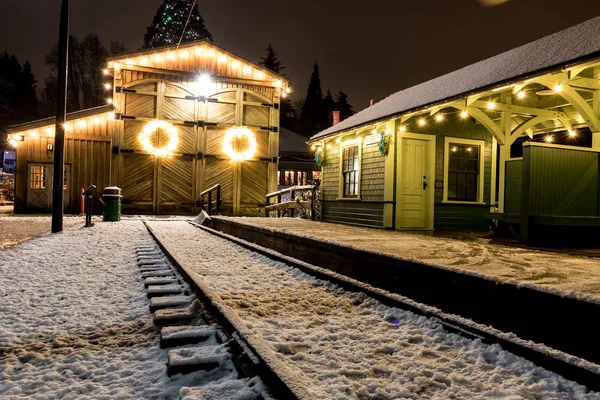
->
[7,41,289,216]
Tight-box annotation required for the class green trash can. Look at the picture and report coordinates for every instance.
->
[102,187,122,222]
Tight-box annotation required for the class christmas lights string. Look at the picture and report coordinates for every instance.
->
[177,0,198,49]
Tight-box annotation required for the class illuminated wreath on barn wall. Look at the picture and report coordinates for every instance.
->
[139,120,179,157]
[223,127,257,161]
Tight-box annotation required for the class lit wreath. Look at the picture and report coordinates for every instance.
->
[223,127,257,161]
[139,120,179,157]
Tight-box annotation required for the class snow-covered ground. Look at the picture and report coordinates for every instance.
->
[0,216,82,250]
[215,217,600,300]
[148,220,600,400]
[0,219,232,399]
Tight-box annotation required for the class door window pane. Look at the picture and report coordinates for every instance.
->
[30,166,46,189]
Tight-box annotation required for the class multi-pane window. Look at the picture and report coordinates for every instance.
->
[30,165,46,189]
[281,170,308,186]
[447,144,479,201]
[342,145,359,197]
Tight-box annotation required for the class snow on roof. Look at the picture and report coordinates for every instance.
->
[311,16,600,141]
[279,128,309,153]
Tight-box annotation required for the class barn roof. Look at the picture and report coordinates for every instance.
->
[311,16,600,141]
[6,105,114,134]
[106,40,289,85]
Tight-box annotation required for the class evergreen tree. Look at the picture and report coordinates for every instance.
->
[0,52,39,144]
[143,0,212,49]
[335,90,354,121]
[43,34,125,115]
[299,62,326,138]
[259,44,285,75]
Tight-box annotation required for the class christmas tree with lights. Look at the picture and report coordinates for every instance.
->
[143,0,212,49]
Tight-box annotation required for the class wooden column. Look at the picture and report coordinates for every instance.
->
[498,92,512,213]
[593,67,600,150]
[383,119,397,228]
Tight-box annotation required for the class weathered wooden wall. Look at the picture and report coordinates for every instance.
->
[112,67,279,215]
[11,109,114,214]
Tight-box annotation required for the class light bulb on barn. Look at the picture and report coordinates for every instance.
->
[191,74,213,97]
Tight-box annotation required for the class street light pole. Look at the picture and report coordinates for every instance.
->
[52,0,70,233]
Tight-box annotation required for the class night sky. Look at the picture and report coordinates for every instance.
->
[1,0,599,113]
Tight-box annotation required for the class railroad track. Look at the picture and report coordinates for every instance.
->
[138,223,288,400]
[143,219,600,398]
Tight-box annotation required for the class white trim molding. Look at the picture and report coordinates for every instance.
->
[443,136,486,204]
[338,137,363,200]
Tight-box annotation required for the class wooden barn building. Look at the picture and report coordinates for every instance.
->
[309,16,600,244]
[7,41,288,216]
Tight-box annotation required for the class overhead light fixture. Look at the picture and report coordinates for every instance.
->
[460,110,469,119]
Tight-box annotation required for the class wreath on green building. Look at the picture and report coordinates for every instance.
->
[315,148,325,167]
[379,132,392,156]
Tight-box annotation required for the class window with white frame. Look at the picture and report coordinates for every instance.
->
[443,137,485,203]
[341,145,360,198]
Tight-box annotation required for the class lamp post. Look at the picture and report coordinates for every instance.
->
[52,0,69,233]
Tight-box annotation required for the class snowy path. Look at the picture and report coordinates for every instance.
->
[216,217,600,300]
[148,220,600,400]
[0,219,208,399]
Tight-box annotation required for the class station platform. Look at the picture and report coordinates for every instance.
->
[209,216,600,365]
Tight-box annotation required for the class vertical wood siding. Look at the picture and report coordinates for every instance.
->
[525,145,599,216]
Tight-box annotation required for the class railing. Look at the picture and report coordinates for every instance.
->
[266,185,317,220]
[82,185,96,228]
[200,184,221,216]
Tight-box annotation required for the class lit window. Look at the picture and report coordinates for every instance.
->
[447,144,479,201]
[30,165,46,189]
[342,145,359,198]
[444,137,485,203]
[312,171,321,181]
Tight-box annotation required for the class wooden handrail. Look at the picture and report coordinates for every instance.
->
[200,184,221,216]
[266,185,317,220]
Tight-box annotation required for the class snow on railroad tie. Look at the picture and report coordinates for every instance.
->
[147,284,185,297]
[148,220,600,400]
[145,276,180,287]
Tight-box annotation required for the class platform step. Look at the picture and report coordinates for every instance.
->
[145,277,179,287]
[167,344,231,376]
[147,284,183,298]
[179,377,266,400]
[150,295,194,312]
[160,325,216,348]
[142,270,175,279]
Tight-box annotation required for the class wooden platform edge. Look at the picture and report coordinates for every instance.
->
[206,217,600,392]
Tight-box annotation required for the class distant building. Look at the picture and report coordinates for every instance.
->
[1,151,16,173]
[278,128,319,188]
[6,41,288,215]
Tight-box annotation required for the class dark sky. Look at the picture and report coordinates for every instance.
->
[1,0,600,113]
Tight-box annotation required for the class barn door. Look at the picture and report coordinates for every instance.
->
[27,164,51,212]
[120,81,158,214]
[157,83,197,215]
[119,80,198,215]
[26,163,70,212]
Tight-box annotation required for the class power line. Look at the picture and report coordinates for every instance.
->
[177,0,198,49]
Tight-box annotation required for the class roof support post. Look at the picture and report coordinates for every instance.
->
[451,104,506,144]
[383,119,397,229]
[593,67,600,150]
[497,92,512,213]
[538,78,600,133]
